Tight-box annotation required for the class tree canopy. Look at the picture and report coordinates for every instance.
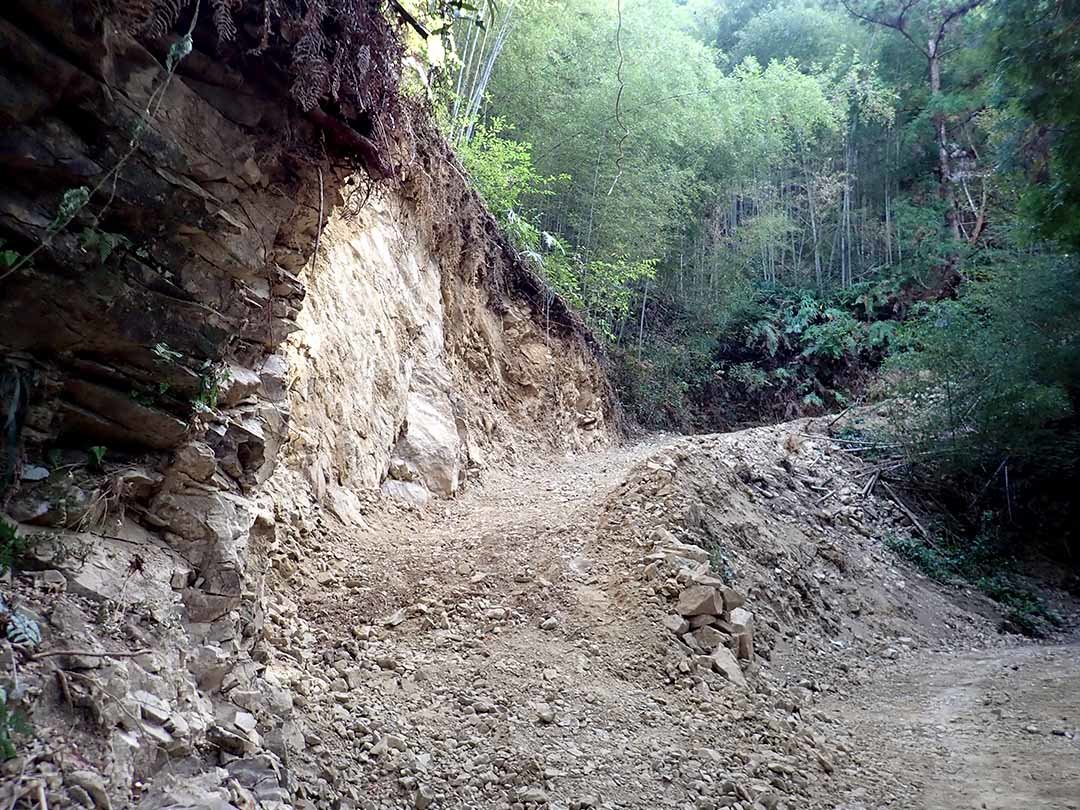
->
[434,0,1080,553]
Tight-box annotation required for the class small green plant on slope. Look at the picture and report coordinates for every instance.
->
[0,518,28,577]
[130,380,171,407]
[0,521,41,760]
[152,342,183,363]
[0,683,31,760]
[79,227,131,263]
[194,362,230,411]
[87,445,108,470]
[886,522,1062,636]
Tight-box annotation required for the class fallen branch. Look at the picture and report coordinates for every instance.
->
[389,0,431,38]
[861,470,880,498]
[880,480,932,542]
[827,405,854,428]
[797,431,900,449]
[815,488,837,505]
[54,668,73,710]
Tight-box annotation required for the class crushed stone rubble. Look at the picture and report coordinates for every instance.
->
[1,420,1041,809]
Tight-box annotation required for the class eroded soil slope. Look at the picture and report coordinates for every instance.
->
[259,419,1079,810]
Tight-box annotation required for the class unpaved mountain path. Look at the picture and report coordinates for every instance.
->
[832,643,1080,810]
[278,429,1080,809]
[304,436,672,624]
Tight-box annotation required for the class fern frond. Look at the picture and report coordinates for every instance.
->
[210,0,240,42]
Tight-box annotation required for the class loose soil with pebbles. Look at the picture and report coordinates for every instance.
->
[265,418,1079,810]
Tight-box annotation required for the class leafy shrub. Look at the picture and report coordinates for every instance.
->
[612,333,716,431]
[885,535,958,582]
[885,251,1080,544]
[799,307,860,360]
[456,118,561,225]
[975,573,1062,635]
[886,524,1062,636]
[728,362,769,391]
[612,280,901,431]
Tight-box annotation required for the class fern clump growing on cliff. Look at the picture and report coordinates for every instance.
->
[109,0,405,131]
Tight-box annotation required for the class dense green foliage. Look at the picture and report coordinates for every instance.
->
[437,0,1080,555]
[890,254,1080,479]
[987,0,1080,249]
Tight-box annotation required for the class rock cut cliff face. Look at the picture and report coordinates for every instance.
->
[281,186,611,515]
[0,4,612,807]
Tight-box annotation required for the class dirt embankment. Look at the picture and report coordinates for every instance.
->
[0,5,613,808]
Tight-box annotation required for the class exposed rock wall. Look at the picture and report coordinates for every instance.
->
[280,191,611,513]
[0,5,613,808]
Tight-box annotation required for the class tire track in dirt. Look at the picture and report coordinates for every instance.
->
[832,644,1080,809]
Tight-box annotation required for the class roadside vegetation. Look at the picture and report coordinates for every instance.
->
[426,0,1080,568]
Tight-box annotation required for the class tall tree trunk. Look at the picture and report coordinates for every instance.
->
[637,279,649,358]
[929,38,961,242]
[800,149,823,290]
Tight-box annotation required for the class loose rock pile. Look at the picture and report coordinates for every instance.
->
[645,527,754,688]
[2,419,1018,809]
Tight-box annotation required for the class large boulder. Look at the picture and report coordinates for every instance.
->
[386,365,468,498]
[676,585,724,617]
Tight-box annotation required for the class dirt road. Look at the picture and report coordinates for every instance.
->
[834,644,1080,809]
[278,426,1080,809]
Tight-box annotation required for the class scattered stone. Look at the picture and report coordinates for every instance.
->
[31,569,66,591]
[663,614,690,635]
[537,703,556,724]
[66,771,111,810]
[676,585,724,617]
[377,655,399,670]
[659,539,710,565]
[728,607,755,660]
[20,465,50,482]
[132,690,171,725]
[515,787,548,804]
[710,646,747,688]
[815,751,835,773]
[67,785,94,808]
[415,785,435,810]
